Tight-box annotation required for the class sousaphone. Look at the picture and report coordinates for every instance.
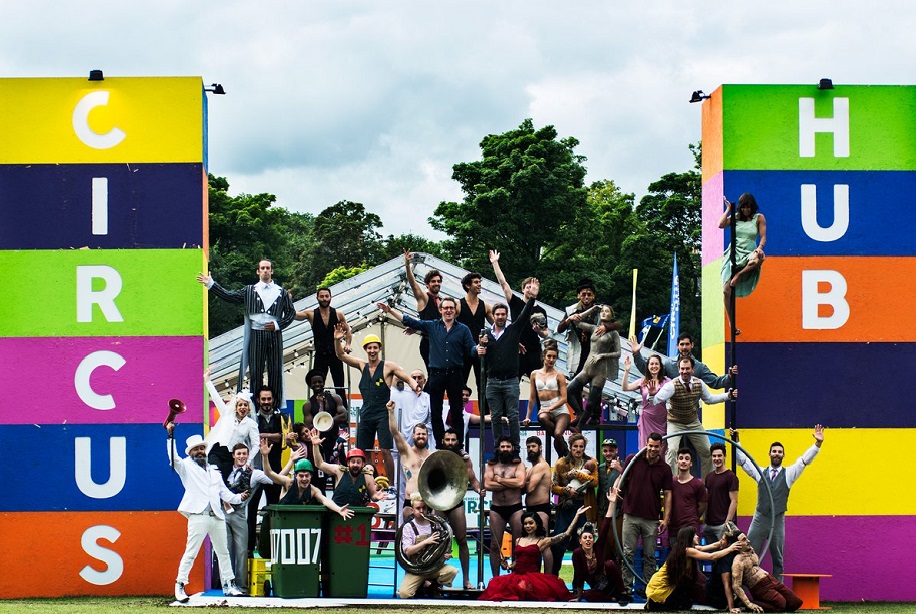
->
[395,450,467,575]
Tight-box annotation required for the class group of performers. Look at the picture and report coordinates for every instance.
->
[170,193,819,610]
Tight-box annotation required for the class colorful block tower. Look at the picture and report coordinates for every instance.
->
[701,84,916,601]
[0,76,209,597]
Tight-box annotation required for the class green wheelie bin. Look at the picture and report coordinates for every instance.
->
[266,504,325,598]
[323,506,376,597]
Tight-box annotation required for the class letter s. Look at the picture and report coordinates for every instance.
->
[80,525,124,586]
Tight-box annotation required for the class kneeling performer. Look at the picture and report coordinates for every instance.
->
[397,492,458,598]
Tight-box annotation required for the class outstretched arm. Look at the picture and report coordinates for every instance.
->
[540,506,591,550]
[488,250,514,304]
[387,400,411,458]
[403,250,428,310]
[260,441,292,488]
[334,323,364,370]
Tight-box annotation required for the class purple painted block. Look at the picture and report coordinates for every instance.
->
[0,163,205,249]
[702,171,724,266]
[735,514,916,601]
[0,336,204,425]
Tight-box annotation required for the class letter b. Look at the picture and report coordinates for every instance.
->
[802,270,850,329]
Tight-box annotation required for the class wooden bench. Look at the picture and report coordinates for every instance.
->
[782,573,832,610]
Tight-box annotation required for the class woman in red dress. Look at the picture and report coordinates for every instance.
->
[479,507,589,602]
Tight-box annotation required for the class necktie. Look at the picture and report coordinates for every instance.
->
[685,380,691,392]
[770,468,777,481]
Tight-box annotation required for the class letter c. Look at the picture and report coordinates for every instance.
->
[74,350,126,410]
[72,91,127,149]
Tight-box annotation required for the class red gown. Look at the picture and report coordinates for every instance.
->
[478,543,574,602]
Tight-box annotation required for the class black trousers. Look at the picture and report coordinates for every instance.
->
[312,353,348,406]
[428,367,465,446]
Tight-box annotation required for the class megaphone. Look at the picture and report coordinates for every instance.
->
[164,398,187,429]
[313,411,334,432]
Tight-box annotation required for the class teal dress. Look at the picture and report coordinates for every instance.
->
[721,213,762,297]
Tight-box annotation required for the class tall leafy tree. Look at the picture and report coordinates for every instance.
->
[301,200,383,289]
[430,118,588,304]
[205,175,314,336]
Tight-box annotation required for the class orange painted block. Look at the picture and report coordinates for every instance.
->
[732,256,916,342]
[0,511,205,598]
[701,86,724,182]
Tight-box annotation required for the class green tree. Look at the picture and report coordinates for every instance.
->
[205,175,314,336]
[430,118,588,304]
[318,264,372,288]
[380,233,446,261]
[622,143,702,350]
[301,200,383,289]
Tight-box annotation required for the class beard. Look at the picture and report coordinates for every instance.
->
[527,450,540,464]
[193,454,208,468]
[415,438,428,450]
[498,451,514,464]
[441,443,462,455]
[348,466,362,477]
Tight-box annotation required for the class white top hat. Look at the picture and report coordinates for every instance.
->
[185,434,206,455]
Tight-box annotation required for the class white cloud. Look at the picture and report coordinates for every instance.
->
[2,0,913,239]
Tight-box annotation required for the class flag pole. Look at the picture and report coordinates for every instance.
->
[628,269,638,339]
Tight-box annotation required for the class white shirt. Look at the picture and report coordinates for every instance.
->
[652,375,729,409]
[391,386,435,450]
[167,440,243,519]
[736,444,821,489]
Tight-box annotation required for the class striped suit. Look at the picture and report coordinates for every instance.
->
[208,280,296,405]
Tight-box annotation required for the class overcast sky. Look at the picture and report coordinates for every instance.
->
[2,1,912,239]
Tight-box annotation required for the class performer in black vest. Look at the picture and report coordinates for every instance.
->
[404,250,443,372]
[455,272,493,396]
[295,287,352,404]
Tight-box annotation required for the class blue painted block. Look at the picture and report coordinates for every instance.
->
[722,170,916,256]
[3,423,213,512]
[0,163,204,249]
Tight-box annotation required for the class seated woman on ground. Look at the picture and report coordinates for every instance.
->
[645,525,741,611]
[479,507,589,602]
[571,494,629,604]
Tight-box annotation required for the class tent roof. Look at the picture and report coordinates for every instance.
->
[207,253,641,409]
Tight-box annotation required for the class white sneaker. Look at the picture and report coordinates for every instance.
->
[174,582,189,603]
[223,581,244,597]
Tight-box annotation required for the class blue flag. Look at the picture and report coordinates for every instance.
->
[667,252,680,357]
[637,314,670,343]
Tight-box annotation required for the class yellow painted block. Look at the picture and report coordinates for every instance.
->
[733,427,916,516]
[0,77,204,163]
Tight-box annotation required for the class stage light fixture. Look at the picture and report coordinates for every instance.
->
[205,83,226,95]
[689,90,711,103]
[818,78,834,90]
[88,70,104,81]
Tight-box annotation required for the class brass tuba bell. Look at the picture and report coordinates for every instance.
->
[417,450,468,512]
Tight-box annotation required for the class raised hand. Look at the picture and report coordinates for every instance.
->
[333,322,347,341]
[628,335,643,354]
[196,271,211,285]
[813,424,825,443]
[489,249,500,264]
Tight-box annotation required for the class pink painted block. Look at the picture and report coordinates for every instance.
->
[0,336,204,425]
[735,514,916,602]
[702,172,724,266]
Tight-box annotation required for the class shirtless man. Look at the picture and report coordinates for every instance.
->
[440,428,483,589]
[523,436,554,573]
[387,399,433,520]
[484,437,526,577]
[725,524,803,612]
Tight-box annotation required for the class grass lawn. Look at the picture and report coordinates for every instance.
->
[0,598,915,613]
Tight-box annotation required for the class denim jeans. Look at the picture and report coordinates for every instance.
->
[485,376,520,449]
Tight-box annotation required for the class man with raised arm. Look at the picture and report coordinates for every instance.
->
[477,282,538,451]
[259,440,353,517]
[403,250,444,370]
[376,297,478,448]
[651,356,737,476]
[197,260,296,404]
[629,331,736,390]
[455,271,494,394]
[731,425,824,581]
[488,249,549,379]
[294,287,352,404]
[334,325,421,478]
[165,423,247,602]
[386,399,433,517]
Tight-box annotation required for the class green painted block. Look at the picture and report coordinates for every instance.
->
[722,84,916,171]
[701,259,725,347]
[0,249,205,337]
